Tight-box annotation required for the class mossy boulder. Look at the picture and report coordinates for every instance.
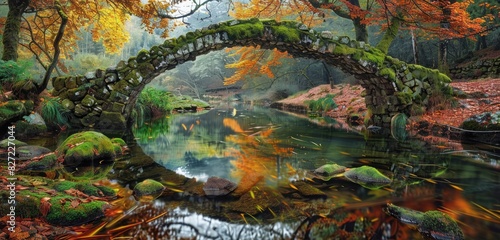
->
[459,111,500,145]
[0,100,27,127]
[0,138,27,148]
[133,179,165,200]
[313,163,346,180]
[385,203,464,240]
[460,111,500,131]
[0,176,111,226]
[344,166,392,189]
[46,196,109,226]
[55,131,117,167]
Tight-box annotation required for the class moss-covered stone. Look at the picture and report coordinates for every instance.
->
[344,166,392,189]
[61,99,75,110]
[0,100,27,127]
[221,21,264,40]
[96,111,127,129]
[270,25,300,42]
[0,138,27,148]
[56,131,117,167]
[81,95,96,107]
[379,67,396,81]
[21,152,57,171]
[46,196,109,226]
[133,179,165,199]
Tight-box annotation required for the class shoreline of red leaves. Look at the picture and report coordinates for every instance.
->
[419,78,499,128]
[278,78,499,129]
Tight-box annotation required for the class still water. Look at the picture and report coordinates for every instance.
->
[117,104,500,239]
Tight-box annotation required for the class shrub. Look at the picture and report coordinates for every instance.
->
[306,94,338,113]
[40,97,71,129]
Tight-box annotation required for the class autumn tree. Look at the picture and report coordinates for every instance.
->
[226,0,486,83]
[0,0,217,96]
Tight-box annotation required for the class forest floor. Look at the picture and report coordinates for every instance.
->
[277,77,500,130]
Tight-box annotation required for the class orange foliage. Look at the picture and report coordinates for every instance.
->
[224,46,291,85]
[223,119,293,185]
[232,0,485,40]
[369,0,485,40]
[231,0,324,27]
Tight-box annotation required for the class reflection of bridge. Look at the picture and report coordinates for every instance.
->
[51,18,452,130]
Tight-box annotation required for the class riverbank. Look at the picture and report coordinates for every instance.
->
[273,78,500,138]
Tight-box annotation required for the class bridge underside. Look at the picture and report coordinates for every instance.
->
[51,19,452,132]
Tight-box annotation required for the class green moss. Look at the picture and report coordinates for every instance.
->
[133,179,165,197]
[306,94,337,113]
[379,67,396,81]
[270,25,300,42]
[46,196,108,226]
[420,211,464,239]
[24,153,57,171]
[332,44,356,55]
[396,91,413,105]
[53,181,116,197]
[221,21,264,40]
[344,166,392,189]
[56,131,116,167]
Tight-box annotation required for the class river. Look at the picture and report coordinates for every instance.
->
[85,103,499,239]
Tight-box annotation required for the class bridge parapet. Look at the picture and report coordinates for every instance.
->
[51,19,452,130]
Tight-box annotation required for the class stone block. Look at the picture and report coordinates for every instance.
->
[96,111,127,130]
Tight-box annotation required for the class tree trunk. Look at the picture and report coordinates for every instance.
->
[410,29,419,64]
[38,1,67,94]
[353,18,368,42]
[475,35,487,51]
[376,17,400,54]
[437,0,455,73]
[1,0,30,61]
[349,0,368,42]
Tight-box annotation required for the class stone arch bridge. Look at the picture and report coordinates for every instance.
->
[52,18,452,130]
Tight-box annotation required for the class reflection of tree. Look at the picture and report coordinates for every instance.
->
[223,118,293,186]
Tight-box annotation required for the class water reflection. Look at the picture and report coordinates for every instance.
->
[125,105,500,239]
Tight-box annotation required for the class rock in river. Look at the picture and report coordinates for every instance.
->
[203,176,237,197]
[344,165,392,189]
[385,203,464,240]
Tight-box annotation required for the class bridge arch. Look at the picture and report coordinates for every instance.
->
[51,18,452,130]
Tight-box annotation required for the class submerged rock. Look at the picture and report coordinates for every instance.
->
[291,181,327,198]
[344,166,391,189]
[385,203,464,240]
[313,163,346,181]
[203,176,237,197]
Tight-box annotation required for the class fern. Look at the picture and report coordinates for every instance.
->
[40,97,71,128]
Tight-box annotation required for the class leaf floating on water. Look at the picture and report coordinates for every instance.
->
[181,123,187,131]
[340,151,351,156]
[344,166,392,189]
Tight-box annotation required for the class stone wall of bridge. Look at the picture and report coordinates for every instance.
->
[51,18,452,130]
